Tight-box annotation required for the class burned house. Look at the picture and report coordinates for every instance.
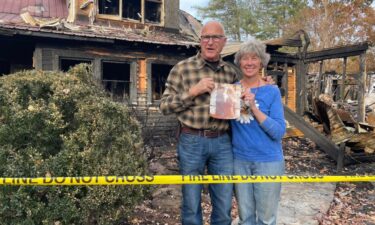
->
[0,0,205,146]
[0,0,200,106]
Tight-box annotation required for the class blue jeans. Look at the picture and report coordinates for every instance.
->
[177,133,234,225]
[234,159,284,225]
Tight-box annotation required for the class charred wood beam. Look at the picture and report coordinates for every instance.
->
[358,53,367,122]
[36,45,185,64]
[295,61,308,115]
[283,106,348,164]
[267,70,285,76]
[304,42,369,63]
[346,153,375,164]
[0,27,198,50]
[264,30,308,48]
[0,28,15,36]
[270,53,299,64]
[265,39,302,48]
[282,62,288,105]
[315,61,324,98]
[0,27,115,43]
[340,57,347,100]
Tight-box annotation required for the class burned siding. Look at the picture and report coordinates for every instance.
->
[32,42,193,105]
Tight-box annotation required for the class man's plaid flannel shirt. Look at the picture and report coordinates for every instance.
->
[160,53,238,131]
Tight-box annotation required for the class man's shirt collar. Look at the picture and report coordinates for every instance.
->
[196,52,227,70]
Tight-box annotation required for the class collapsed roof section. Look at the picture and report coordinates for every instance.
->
[221,30,310,59]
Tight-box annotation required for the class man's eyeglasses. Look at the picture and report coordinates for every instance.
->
[201,35,225,43]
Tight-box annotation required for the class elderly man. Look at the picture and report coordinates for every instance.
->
[160,21,236,225]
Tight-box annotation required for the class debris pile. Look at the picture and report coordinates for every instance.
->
[313,94,375,158]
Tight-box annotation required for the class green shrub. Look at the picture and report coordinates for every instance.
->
[0,65,150,225]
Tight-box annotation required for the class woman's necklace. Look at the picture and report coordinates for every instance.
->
[240,78,261,95]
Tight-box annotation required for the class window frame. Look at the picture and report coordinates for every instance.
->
[35,46,139,105]
[146,59,176,105]
[101,59,138,105]
[59,57,93,72]
[97,0,164,25]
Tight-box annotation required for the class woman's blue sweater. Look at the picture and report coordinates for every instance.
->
[231,85,286,162]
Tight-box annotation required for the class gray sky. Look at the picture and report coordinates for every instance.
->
[179,0,209,19]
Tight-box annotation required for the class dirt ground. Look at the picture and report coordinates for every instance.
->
[127,137,375,225]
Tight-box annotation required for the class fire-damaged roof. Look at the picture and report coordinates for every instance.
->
[0,0,200,47]
[221,30,310,58]
[0,0,69,19]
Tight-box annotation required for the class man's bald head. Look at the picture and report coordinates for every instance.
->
[201,21,225,37]
[200,21,227,62]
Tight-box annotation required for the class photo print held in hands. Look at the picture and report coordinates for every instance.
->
[209,83,241,119]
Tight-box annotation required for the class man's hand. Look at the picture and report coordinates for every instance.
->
[189,78,215,98]
[263,75,275,85]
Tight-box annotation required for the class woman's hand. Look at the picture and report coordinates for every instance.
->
[242,88,257,110]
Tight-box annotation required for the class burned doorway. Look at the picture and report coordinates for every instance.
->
[148,62,173,103]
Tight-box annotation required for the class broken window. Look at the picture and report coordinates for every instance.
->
[145,0,161,23]
[0,61,10,76]
[123,0,142,21]
[60,58,92,72]
[0,39,33,75]
[98,0,120,15]
[98,0,162,24]
[151,63,172,101]
[102,61,131,100]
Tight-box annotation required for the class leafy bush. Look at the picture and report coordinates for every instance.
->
[0,65,150,225]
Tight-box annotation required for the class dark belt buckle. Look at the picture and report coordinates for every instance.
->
[203,130,214,138]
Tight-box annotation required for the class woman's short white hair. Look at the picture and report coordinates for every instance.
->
[234,38,270,68]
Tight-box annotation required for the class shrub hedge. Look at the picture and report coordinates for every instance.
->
[0,65,150,225]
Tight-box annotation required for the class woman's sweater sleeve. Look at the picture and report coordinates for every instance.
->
[259,87,286,141]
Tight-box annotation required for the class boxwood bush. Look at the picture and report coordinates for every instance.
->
[0,65,150,225]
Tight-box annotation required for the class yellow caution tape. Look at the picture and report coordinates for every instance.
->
[0,175,374,186]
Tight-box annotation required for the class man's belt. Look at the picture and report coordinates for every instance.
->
[180,127,227,138]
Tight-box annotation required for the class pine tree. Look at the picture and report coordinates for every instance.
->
[195,0,308,40]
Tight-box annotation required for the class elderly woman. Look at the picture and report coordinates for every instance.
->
[231,38,286,225]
